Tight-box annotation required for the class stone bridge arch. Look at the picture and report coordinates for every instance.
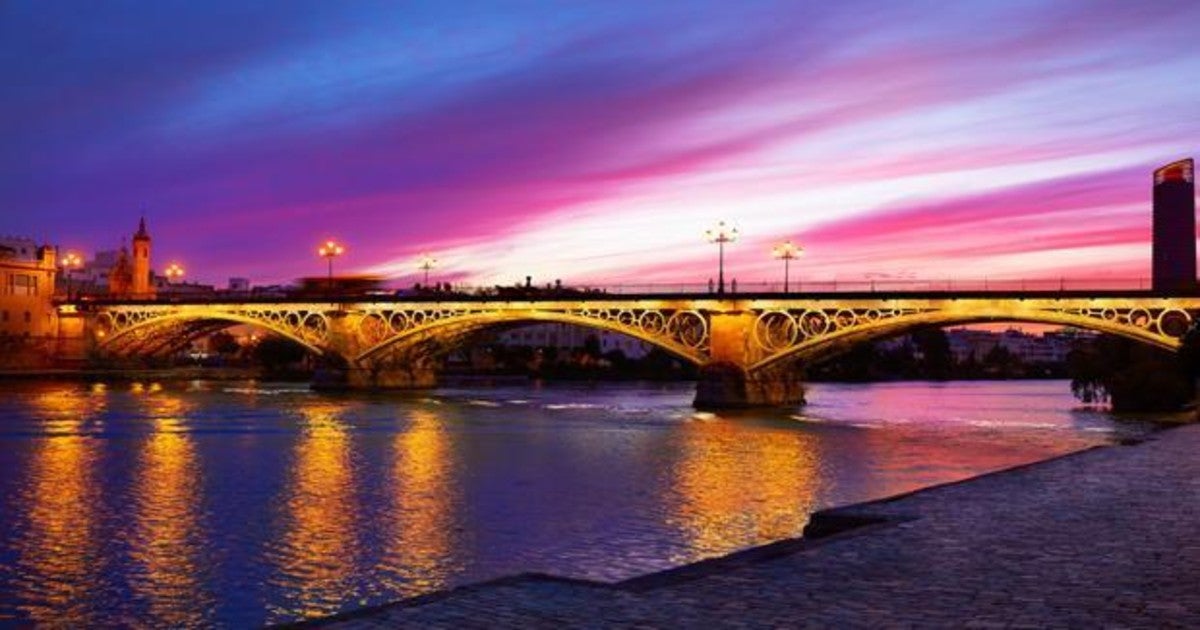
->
[353,307,710,365]
[747,300,1196,374]
[338,305,712,388]
[89,305,331,357]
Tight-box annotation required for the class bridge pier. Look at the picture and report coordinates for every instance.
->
[311,356,440,391]
[693,362,805,410]
[693,311,805,409]
[313,368,439,390]
[54,306,89,367]
[314,313,443,391]
[346,363,439,389]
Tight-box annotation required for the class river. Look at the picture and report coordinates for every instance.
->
[0,378,1154,626]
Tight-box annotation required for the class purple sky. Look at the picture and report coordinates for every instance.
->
[3,1,1199,287]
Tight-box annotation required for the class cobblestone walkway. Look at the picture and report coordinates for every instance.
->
[315,425,1200,628]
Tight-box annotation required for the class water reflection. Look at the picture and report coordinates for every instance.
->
[380,409,457,594]
[129,392,211,625]
[269,401,360,622]
[12,387,104,623]
[804,382,1114,500]
[667,416,822,562]
[0,380,1143,627]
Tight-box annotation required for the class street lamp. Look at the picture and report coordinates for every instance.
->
[317,239,345,291]
[60,252,82,299]
[164,263,185,284]
[704,220,739,294]
[418,253,438,286]
[771,241,803,293]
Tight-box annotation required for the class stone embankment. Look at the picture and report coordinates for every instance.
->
[311,424,1200,628]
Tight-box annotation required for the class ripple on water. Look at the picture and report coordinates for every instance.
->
[0,378,1157,626]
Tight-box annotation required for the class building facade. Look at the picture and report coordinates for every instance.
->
[0,237,58,337]
[945,327,1095,364]
[495,323,654,359]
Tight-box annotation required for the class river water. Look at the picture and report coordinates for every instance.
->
[0,378,1153,626]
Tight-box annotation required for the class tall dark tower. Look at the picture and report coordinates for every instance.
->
[1152,158,1196,293]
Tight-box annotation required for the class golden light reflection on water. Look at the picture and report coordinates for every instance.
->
[129,392,211,625]
[382,409,457,594]
[270,401,359,622]
[15,387,104,623]
[35,385,107,435]
[667,416,823,562]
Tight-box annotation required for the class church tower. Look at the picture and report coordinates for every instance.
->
[132,217,154,298]
[108,244,132,296]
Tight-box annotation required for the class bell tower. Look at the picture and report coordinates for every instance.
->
[132,217,154,298]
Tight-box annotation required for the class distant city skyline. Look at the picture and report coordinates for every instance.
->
[3,1,1200,286]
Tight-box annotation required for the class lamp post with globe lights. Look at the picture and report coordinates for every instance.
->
[60,252,82,299]
[704,221,739,294]
[318,239,345,293]
[418,253,438,287]
[771,241,803,293]
[164,263,185,284]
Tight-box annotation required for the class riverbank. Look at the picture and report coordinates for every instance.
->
[310,423,1200,628]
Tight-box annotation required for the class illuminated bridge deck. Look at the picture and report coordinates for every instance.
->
[72,288,1200,405]
[69,288,1200,305]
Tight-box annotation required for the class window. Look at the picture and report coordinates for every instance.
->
[23,311,31,324]
[8,273,37,296]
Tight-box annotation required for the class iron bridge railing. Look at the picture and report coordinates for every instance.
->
[57,277,1191,306]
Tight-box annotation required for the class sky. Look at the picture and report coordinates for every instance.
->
[2,0,1199,288]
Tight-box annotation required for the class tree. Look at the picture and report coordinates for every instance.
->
[1067,334,1195,411]
[912,327,952,379]
[638,347,696,379]
[1066,344,1108,404]
[583,334,602,359]
[603,349,629,368]
[982,344,1019,378]
[960,350,981,378]
[208,330,241,355]
[253,336,308,372]
[1176,324,1200,378]
[811,342,879,381]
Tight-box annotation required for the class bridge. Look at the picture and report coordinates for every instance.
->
[59,288,1200,408]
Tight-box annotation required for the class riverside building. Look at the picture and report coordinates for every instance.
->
[0,236,58,338]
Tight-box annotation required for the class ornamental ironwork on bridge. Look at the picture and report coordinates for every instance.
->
[90,303,332,356]
[747,298,1198,370]
[351,303,710,363]
[80,295,1200,372]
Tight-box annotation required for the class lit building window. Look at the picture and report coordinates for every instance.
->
[7,273,37,296]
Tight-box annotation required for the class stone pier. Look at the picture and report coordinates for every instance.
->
[693,312,805,408]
